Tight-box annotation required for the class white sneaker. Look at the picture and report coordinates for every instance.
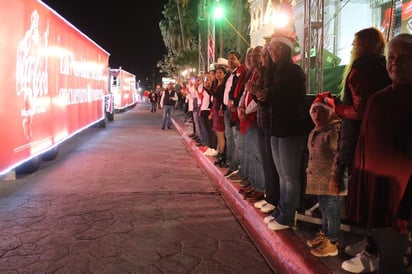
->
[267,219,290,231]
[345,238,368,257]
[263,215,275,224]
[204,148,218,157]
[254,200,267,209]
[341,251,379,273]
[260,203,276,213]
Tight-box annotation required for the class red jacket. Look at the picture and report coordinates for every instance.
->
[347,83,412,233]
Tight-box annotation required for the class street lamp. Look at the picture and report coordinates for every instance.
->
[271,10,290,29]
[207,0,225,71]
[213,4,224,19]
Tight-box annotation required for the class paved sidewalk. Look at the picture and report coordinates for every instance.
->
[171,105,373,274]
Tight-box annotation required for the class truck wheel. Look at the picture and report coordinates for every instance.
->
[42,146,59,161]
[15,156,41,174]
[97,119,106,128]
[107,111,114,121]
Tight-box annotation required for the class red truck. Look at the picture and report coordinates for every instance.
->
[109,67,138,112]
[0,0,114,175]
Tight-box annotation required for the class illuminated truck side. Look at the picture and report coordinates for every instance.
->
[0,0,111,175]
[109,67,138,112]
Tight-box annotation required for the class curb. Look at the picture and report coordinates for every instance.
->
[173,118,331,273]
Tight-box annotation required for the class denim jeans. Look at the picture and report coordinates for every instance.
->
[270,134,306,225]
[193,110,201,138]
[234,129,246,179]
[224,109,235,163]
[151,103,157,113]
[257,126,279,205]
[318,195,343,242]
[246,123,265,191]
[161,105,174,128]
[200,110,215,148]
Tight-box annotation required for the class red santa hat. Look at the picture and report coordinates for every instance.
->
[310,91,335,115]
[270,31,296,50]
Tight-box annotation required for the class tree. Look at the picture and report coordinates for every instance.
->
[158,0,251,78]
[219,0,250,59]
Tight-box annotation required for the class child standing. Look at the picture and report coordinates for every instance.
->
[305,91,345,257]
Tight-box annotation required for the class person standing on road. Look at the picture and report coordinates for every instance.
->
[345,33,412,274]
[211,65,229,166]
[222,50,247,177]
[259,31,309,231]
[237,46,266,203]
[149,90,158,113]
[160,82,178,130]
[305,92,344,258]
[335,27,392,274]
[250,42,279,214]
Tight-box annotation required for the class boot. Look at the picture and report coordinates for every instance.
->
[214,153,223,166]
[218,153,227,167]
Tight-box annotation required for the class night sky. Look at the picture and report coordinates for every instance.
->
[42,0,168,83]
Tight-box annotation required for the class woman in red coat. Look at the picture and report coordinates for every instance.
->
[347,33,412,274]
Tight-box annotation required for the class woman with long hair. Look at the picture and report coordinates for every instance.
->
[258,32,308,231]
[211,65,229,166]
[249,43,279,213]
[335,27,392,273]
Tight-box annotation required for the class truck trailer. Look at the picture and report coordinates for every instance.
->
[0,0,113,175]
[109,67,138,112]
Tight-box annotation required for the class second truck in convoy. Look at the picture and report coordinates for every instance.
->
[109,67,138,112]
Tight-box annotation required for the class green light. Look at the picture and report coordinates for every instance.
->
[213,5,224,19]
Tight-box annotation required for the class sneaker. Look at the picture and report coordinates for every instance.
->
[204,148,218,157]
[311,238,338,257]
[341,251,378,273]
[307,231,326,248]
[344,238,368,257]
[199,146,209,153]
[260,203,276,213]
[207,149,218,157]
[223,169,239,178]
[267,219,290,231]
[254,200,267,209]
[263,215,275,224]
[228,174,242,183]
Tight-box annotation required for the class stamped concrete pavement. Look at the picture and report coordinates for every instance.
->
[0,103,274,273]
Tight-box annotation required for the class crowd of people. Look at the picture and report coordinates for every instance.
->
[156,29,411,274]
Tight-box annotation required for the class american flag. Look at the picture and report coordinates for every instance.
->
[208,36,215,60]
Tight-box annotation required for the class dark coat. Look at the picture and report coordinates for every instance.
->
[268,63,308,137]
[347,83,412,232]
[338,55,391,166]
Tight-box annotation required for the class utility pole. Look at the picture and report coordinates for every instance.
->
[207,0,216,71]
[303,0,324,94]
